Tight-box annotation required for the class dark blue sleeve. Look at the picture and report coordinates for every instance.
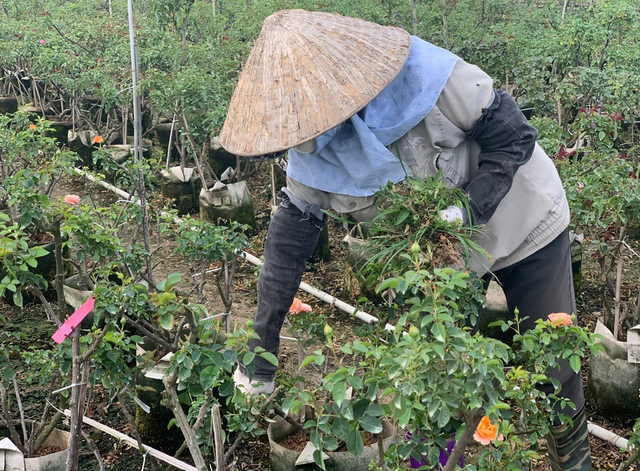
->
[464,90,537,225]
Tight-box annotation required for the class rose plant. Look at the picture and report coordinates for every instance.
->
[557,106,640,339]
[281,252,602,470]
[276,174,603,470]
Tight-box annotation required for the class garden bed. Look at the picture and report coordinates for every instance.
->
[2,163,640,470]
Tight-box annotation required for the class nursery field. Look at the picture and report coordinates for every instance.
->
[2,0,640,469]
[2,165,640,470]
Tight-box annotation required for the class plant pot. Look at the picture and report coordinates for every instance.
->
[67,130,98,167]
[586,318,640,424]
[0,427,70,471]
[100,145,133,184]
[45,119,73,147]
[160,166,200,215]
[0,96,18,114]
[199,181,255,229]
[124,136,153,159]
[208,137,237,178]
[24,429,70,471]
[63,274,96,329]
[267,415,396,471]
[133,342,188,455]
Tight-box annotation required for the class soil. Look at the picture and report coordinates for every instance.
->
[3,162,640,470]
[33,445,63,457]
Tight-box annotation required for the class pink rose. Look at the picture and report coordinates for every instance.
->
[39,39,45,45]
[548,312,573,327]
[64,194,80,204]
[289,298,312,314]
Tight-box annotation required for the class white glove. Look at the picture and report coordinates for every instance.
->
[439,206,463,224]
[233,367,275,396]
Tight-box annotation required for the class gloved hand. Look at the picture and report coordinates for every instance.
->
[439,206,464,224]
[233,367,275,396]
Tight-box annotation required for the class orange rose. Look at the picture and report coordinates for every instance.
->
[473,416,503,445]
[93,135,104,144]
[29,124,37,130]
[548,312,573,327]
[289,298,312,314]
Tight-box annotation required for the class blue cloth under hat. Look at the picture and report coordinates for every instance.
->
[287,36,459,196]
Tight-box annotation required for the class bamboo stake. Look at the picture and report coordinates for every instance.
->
[163,374,208,471]
[211,404,224,471]
[613,225,627,340]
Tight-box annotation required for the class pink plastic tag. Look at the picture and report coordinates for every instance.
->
[51,296,96,344]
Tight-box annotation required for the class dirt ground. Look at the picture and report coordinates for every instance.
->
[3,162,640,470]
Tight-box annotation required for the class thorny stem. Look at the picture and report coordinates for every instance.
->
[117,391,159,471]
[12,375,28,444]
[66,329,82,471]
[0,380,24,451]
[442,408,484,471]
[223,387,282,465]
[173,390,213,459]
[613,225,627,340]
[123,314,174,352]
[163,372,208,471]
[618,444,640,471]
[27,284,61,326]
[82,430,106,471]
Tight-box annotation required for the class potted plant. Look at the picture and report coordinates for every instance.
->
[270,175,603,470]
[0,329,70,470]
[0,112,78,306]
[557,106,640,422]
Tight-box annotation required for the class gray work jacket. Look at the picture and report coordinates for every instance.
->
[286,59,569,277]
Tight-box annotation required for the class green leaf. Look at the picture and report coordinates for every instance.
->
[398,402,412,428]
[333,380,347,407]
[159,313,173,329]
[376,278,398,293]
[31,246,49,258]
[300,354,318,369]
[323,436,339,451]
[156,273,182,292]
[569,355,581,373]
[346,429,364,456]
[313,449,326,470]
[352,398,369,419]
[332,417,350,440]
[242,351,255,366]
[431,323,446,342]
[432,343,445,360]
[12,290,23,307]
[258,351,278,367]
[365,403,384,417]
[347,375,363,390]
[360,415,383,434]
[200,366,217,390]
[437,406,451,429]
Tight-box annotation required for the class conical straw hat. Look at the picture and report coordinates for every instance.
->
[219,9,411,156]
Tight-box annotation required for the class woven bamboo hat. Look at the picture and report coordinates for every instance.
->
[219,9,411,156]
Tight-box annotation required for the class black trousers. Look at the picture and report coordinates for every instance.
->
[485,228,584,418]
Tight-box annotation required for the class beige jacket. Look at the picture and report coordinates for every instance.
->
[287,59,569,276]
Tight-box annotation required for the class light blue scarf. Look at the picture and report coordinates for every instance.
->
[287,36,459,196]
